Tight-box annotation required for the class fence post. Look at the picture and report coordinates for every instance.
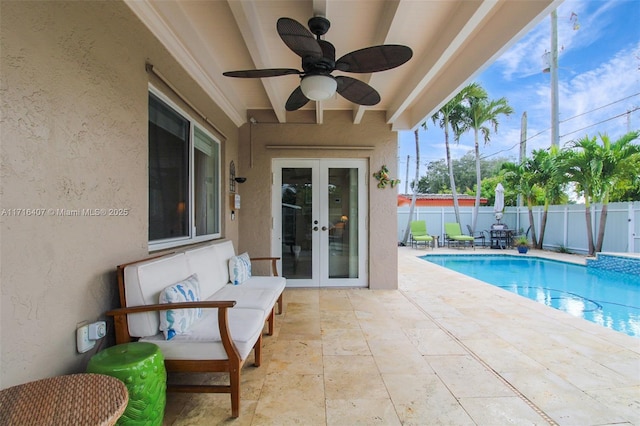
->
[440,207,445,244]
[563,205,568,249]
[629,203,634,253]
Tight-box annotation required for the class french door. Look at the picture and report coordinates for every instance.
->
[272,159,368,287]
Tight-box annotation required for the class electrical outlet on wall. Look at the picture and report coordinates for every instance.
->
[76,325,95,353]
[76,321,106,353]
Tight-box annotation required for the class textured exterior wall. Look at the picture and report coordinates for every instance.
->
[237,111,399,289]
[0,1,238,387]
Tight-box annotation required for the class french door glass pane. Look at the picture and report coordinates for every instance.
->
[148,94,189,240]
[328,168,359,279]
[281,168,313,279]
[194,128,219,236]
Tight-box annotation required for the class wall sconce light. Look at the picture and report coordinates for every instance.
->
[234,177,247,184]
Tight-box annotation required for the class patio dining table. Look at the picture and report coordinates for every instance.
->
[490,229,512,249]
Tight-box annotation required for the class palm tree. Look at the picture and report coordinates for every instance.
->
[564,131,640,255]
[401,128,421,245]
[529,146,567,249]
[501,160,539,247]
[431,87,473,224]
[460,83,513,232]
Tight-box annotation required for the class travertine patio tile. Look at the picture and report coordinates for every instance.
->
[382,373,474,425]
[587,348,640,379]
[462,337,544,373]
[534,347,634,389]
[501,368,629,425]
[425,354,516,398]
[325,398,401,425]
[266,339,323,375]
[403,328,468,355]
[320,309,360,329]
[367,338,433,374]
[278,316,321,340]
[429,316,497,341]
[283,289,319,305]
[585,386,640,424]
[358,322,408,341]
[253,373,325,425]
[170,394,257,425]
[319,290,353,310]
[323,355,389,399]
[457,396,547,426]
[322,328,371,356]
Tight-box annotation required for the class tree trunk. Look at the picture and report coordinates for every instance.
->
[527,197,538,247]
[595,201,608,253]
[401,130,421,245]
[472,129,481,233]
[444,124,461,224]
[584,201,595,256]
[537,201,549,249]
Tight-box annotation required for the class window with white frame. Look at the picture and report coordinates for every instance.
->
[148,89,221,249]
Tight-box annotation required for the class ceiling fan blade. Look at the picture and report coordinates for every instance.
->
[277,18,322,58]
[318,40,335,62]
[285,86,310,111]
[335,45,413,73]
[336,76,380,106]
[223,68,301,78]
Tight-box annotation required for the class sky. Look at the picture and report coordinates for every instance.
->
[397,0,640,193]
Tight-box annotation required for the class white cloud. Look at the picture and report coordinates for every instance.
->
[490,42,640,156]
[494,0,610,80]
[559,43,640,142]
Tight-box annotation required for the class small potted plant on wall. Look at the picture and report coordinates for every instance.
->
[514,236,529,254]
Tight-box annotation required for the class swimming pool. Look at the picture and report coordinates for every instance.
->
[421,254,640,338]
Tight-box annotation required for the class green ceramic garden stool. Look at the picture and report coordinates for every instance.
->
[87,342,166,426]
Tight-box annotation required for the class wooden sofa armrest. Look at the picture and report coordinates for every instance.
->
[106,301,239,361]
[106,300,236,316]
[249,257,281,276]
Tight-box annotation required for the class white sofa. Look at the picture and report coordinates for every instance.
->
[107,240,285,418]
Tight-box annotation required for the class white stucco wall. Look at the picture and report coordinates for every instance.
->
[0,1,239,387]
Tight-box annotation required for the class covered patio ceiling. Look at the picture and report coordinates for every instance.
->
[126,0,560,130]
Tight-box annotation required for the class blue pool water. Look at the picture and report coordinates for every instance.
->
[421,255,640,337]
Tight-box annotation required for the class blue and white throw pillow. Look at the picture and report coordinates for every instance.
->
[158,274,202,340]
[228,252,251,285]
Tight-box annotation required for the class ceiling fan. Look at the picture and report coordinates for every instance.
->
[223,16,413,111]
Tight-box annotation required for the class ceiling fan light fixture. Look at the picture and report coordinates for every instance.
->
[300,75,336,101]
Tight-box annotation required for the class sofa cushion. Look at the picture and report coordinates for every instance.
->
[240,275,286,292]
[158,274,202,340]
[208,284,278,320]
[140,307,265,361]
[124,253,191,337]
[184,244,228,298]
[212,240,236,283]
[229,252,251,285]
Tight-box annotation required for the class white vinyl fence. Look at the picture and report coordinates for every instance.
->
[398,201,640,254]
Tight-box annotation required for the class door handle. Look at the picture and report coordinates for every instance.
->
[321,226,328,231]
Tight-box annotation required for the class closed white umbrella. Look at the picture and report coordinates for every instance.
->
[494,183,504,223]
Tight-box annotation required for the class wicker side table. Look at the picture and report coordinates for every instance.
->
[0,373,128,425]
[88,342,166,426]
